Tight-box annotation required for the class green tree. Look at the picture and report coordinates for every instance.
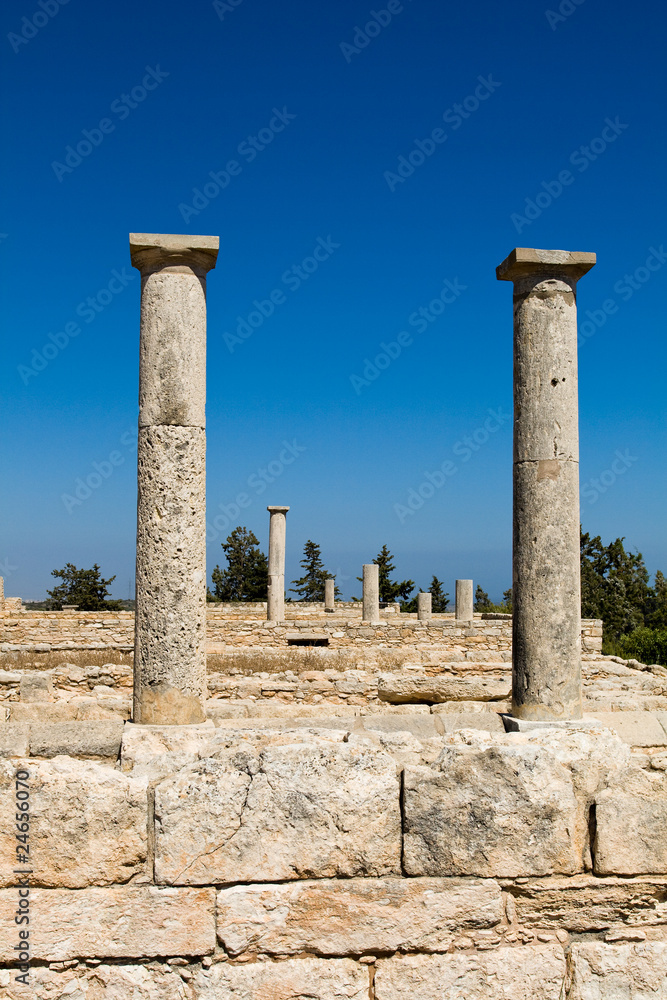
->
[290,540,338,601]
[645,571,667,630]
[474,585,492,611]
[501,587,513,613]
[580,532,651,642]
[47,564,122,610]
[210,527,268,602]
[365,545,414,604]
[429,576,449,612]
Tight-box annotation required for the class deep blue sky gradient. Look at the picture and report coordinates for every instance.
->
[2,0,666,600]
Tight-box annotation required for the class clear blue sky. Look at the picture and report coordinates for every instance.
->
[1,0,665,602]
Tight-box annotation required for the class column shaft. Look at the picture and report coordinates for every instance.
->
[497,247,595,721]
[362,564,380,623]
[455,580,473,620]
[324,578,335,611]
[417,592,432,621]
[130,233,218,725]
[267,506,289,621]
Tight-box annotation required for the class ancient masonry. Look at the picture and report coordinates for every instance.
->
[1,242,666,999]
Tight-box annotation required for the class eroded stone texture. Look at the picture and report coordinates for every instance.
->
[378,674,510,704]
[192,957,369,999]
[0,886,215,960]
[596,768,667,875]
[363,563,380,623]
[374,945,566,999]
[216,877,502,956]
[134,425,207,724]
[28,720,124,757]
[0,963,188,999]
[0,758,147,887]
[455,579,473,620]
[403,738,581,877]
[568,942,667,998]
[497,248,595,722]
[510,875,667,931]
[155,743,401,884]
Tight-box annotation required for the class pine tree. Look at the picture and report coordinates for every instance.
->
[47,564,122,610]
[429,576,449,612]
[210,527,268,601]
[501,587,513,612]
[474,585,492,611]
[290,540,338,601]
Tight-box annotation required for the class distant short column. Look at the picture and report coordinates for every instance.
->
[267,506,289,621]
[362,564,380,624]
[324,578,335,612]
[455,580,473,620]
[417,592,432,621]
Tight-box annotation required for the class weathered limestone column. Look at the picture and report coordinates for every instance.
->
[362,564,380,623]
[497,247,595,721]
[417,591,432,621]
[267,506,289,621]
[455,580,473,620]
[130,233,219,725]
[324,578,335,612]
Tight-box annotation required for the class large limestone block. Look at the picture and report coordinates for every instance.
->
[511,875,667,931]
[217,876,502,956]
[1,962,188,999]
[0,758,147,887]
[0,723,29,757]
[403,739,581,877]
[28,720,124,757]
[378,674,510,703]
[374,945,566,999]
[595,768,667,875]
[0,886,214,960]
[568,942,667,998]
[155,743,401,884]
[134,424,207,724]
[192,957,369,998]
[588,711,667,747]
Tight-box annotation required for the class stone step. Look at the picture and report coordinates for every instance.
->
[378,675,511,704]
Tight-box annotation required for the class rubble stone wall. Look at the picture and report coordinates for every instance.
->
[0,607,603,655]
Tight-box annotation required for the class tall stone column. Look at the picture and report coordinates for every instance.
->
[362,564,380,623]
[324,578,335,612]
[455,580,473,620]
[267,506,289,621]
[417,592,432,621]
[497,247,595,721]
[130,233,219,726]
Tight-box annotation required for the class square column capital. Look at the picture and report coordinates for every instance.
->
[497,247,596,283]
[130,233,219,275]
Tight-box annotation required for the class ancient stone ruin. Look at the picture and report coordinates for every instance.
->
[1,240,666,998]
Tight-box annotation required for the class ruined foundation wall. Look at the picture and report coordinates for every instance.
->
[0,722,666,998]
[0,607,603,655]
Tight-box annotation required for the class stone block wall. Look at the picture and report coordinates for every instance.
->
[1,722,666,997]
[0,605,603,656]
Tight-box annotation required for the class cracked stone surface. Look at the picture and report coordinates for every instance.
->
[154,743,401,884]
